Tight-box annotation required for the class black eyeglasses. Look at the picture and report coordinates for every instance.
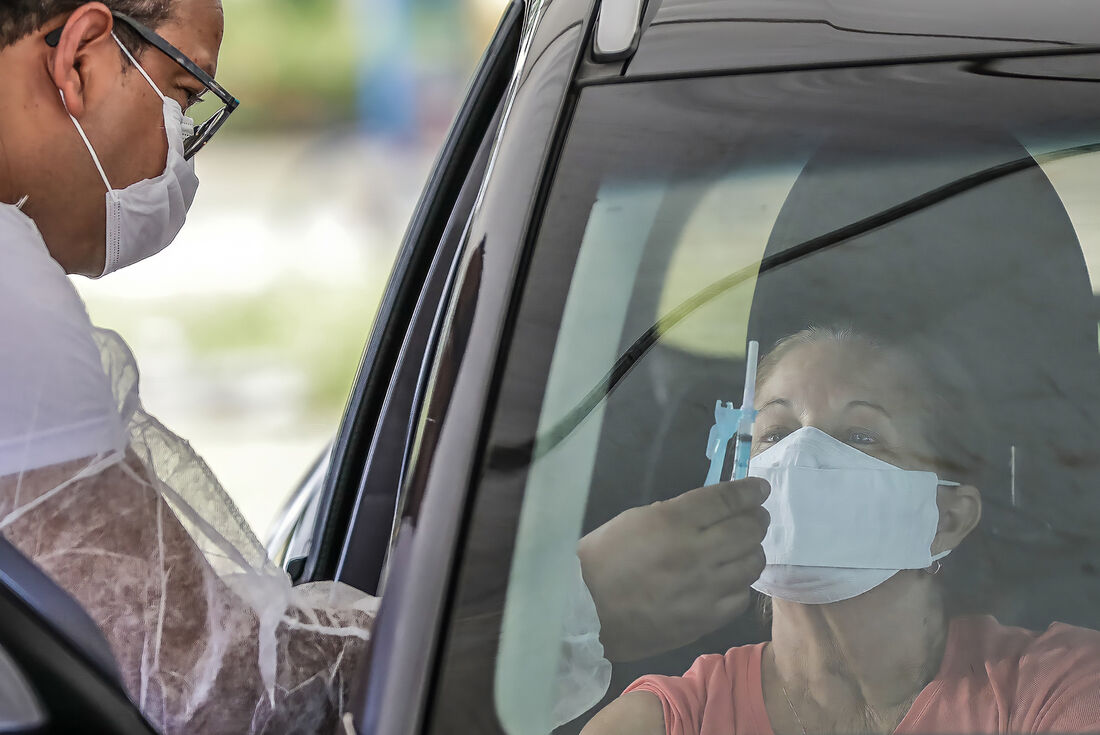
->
[46,12,239,159]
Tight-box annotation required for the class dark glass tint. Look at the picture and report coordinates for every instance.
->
[428,52,1100,735]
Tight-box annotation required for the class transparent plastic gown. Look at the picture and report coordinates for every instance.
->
[0,328,377,734]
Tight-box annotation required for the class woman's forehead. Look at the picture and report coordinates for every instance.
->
[758,339,923,411]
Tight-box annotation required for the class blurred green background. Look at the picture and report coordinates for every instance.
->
[211,0,363,131]
[78,0,507,536]
[200,0,497,132]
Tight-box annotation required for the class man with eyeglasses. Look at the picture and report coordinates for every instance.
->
[0,0,234,276]
[0,2,381,733]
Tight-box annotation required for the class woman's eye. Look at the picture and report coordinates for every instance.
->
[847,429,878,445]
[759,428,790,443]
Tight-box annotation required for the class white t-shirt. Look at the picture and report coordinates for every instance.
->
[0,204,125,477]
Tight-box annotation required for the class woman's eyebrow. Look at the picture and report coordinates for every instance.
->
[845,400,892,418]
[759,398,792,411]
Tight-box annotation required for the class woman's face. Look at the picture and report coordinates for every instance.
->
[752,336,982,557]
[753,338,941,475]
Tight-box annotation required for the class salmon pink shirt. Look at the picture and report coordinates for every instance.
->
[625,616,1100,734]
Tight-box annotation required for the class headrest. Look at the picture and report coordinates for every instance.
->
[747,129,1100,543]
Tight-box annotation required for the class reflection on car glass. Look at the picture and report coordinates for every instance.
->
[490,139,1100,471]
[584,128,1100,733]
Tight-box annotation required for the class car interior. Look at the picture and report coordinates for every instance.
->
[554,126,1100,731]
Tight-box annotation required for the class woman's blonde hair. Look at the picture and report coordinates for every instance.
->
[754,325,989,484]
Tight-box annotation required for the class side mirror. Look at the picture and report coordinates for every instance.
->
[265,446,332,580]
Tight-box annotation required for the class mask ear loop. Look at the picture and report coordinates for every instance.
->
[111,32,193,157]
[926,478,961,573]
[59,33,168,198]
[111,33,166,100]
[59,89,114,194]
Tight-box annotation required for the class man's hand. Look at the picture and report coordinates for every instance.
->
[577,478,770,663]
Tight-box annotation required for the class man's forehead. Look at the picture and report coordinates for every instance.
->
[159,0,224,77]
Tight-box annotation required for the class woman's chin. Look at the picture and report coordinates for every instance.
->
[754,565,901,605]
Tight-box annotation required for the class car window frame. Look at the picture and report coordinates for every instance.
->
[340,6,593,733]
[333,111,505,595]
[297,0,527,586]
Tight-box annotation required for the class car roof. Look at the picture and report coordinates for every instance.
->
[626,0,1100,79]
[522,0,1100,83]
[648,0,1100,42]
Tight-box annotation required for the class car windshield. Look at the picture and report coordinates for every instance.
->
[433,52,1100,735]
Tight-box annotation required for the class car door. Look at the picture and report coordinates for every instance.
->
[0,535,157,734]
[369,5,1100,735]
[337,0,600,731]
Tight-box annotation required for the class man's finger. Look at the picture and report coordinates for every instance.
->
[665,477,769,529]
[697,510,770,565]
[711,544,767,589]
[702,503,770,537]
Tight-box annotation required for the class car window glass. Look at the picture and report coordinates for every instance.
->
[654,170,804,358]
[437,55,1100,735]
[1036,147,1100,299]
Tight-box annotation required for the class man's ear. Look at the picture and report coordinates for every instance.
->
[47,2,116,119]
[931,484,981,556]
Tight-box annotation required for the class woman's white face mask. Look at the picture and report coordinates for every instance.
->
[748,426,957,604]
[60,33,200,277]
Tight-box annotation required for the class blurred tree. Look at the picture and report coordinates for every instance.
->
[200,0,504,135]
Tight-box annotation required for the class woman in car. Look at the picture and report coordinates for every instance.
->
[582,325,1100,735]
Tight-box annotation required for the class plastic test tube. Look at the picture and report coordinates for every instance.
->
[730,340,759,480]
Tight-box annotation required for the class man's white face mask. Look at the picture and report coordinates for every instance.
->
[60,33,200,277]
[748,426,957,604]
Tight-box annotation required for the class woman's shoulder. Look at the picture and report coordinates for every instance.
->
[948,615,1100,701]
[621,642,767,735]
[1019,619,1100,679]
[1032,620,1100,651]
[951,616,1100,730]
[627,641,764,694]
[950,614,1100,660]
[581,691,666,735]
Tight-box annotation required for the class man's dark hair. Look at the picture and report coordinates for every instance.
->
[0,1,173,52]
